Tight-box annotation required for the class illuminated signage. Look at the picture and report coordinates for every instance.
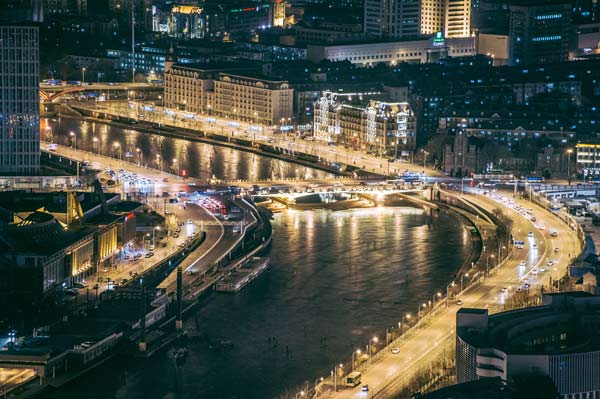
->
[432,32,445,47]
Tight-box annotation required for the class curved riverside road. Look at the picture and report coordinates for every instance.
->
[327,189,581,399]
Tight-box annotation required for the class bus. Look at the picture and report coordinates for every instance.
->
[344,371,362,387]
[513,240,525,249]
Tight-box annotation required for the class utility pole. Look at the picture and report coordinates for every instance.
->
[131,0,135,84]
[138,282,147,353]
[176,265,183,330]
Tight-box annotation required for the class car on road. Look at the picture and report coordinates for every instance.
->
[554,247,560,253]
[361,385,369,392]
[187,219,193,224]
[456,299,464,305]
[145,252,154,258]
[173,233,180,238]
[501,287,508,293]
[540,267,547,272]
[538,224,545,230]
[551,231,558,237]
[532,268,538,275]
[73,281,88,289]
[519,261,526,267]
[391,347,400,354]
[547,260,554,266]
[528,232,534,238]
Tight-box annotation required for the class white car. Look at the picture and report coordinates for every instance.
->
[391,347,400,354]
[538,224,545,230]
[528,232,534,238]
[547,260,554,266]
[531,268,538,275]
[519,261,526,267]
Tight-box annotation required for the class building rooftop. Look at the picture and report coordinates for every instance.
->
[457,292,600,355]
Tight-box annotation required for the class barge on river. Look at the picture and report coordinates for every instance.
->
[215,257,270,293]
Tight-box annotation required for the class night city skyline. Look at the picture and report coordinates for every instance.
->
[1,0,600,398]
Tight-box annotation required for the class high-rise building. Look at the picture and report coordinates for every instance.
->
[0,25,40,175]
[508,0,572,65]
[364,0,421,39]
[421,0,472,37]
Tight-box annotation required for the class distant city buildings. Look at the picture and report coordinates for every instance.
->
[152,0,287,40]
[508,0,573,65]
[456,292,600,399]
[313,91,416,158]
[0,25,40,175]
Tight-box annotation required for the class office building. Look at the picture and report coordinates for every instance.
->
[307,35,479,65]
[576,143,600,177]
[364,0,421,39]
[456,292,600,399]
[508,0,573,65]
[421,0,472,37]
[313,91,416,158]
[0,25,40,175]
[164,64,294,125]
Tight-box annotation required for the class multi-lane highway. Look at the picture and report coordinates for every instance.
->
[327,188,581,399]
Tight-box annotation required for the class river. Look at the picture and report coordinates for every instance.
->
[42,117,332,182]
[39,119,470,399]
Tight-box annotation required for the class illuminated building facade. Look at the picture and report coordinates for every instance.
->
[164,64,294,125]
[0,25,40,175]
[421,0,471,37]
[313,91,416,158]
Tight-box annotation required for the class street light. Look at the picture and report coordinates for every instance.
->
[82,67,86,85]
[368,336,378,364]
[486,254,495,277]
[314,377,324,395]
[446,281,455,307]
[402,314,411,333]
[294,391,305,399]
[418,302,428,320]
[92,136,99,154]
[352,349,362,371]
[460,273,469,297]
[69,131,77,149]
[432,292,442,309]
[333,363,343,392]
[153,226,160,247]
[567,148,573,185]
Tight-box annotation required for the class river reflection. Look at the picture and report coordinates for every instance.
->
[43,117,332,182]
[40,207,469,399]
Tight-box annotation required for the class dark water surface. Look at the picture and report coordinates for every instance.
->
[41,207,469,399]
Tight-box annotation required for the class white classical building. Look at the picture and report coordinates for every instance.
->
[313,91,416,159]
